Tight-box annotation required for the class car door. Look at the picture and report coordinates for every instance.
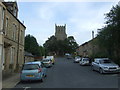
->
[79,58,83,65]
[95,61,100,71]
[93,60,99,71]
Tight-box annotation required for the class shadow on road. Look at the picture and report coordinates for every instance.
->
[19,80,43,84]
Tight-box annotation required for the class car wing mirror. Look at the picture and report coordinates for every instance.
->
[97,62,99,64]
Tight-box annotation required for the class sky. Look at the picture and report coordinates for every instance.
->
[4,0,119,46]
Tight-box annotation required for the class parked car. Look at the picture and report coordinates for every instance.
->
[79,58,90,65]
[42,58,53,68]
[46,56,55,65]
[74,56,81,63]
[20,61,47,82]
[91,58,120,74]
[66,54,72,59]
[65,53,70,56]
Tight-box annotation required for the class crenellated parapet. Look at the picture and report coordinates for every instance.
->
[55,24,67,40]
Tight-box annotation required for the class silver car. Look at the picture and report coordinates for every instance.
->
[74,56,81,63]
[79,58,90,65]
[91,58,120,74]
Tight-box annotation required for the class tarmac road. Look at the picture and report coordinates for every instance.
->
[14,57,119,88]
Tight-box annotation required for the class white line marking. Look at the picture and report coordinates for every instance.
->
[23,87,31,90]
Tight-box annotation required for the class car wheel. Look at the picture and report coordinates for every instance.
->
[91,66,94,71]
[43,74,47,77]
[45,74,47,77]
[99,68,103,74]
[20,80,24,83]
[40,77,44,82]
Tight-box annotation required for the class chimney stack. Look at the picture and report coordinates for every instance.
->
[92,31,94,39]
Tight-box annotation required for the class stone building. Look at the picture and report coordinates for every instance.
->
[76,37,108,58]
[0,2,26,73]
[55,24,67,40]
[76,38,100,57]
[24,51,34,63]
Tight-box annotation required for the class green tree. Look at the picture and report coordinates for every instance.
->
[39,46,45,56]
[97,4,120,65]
[43,35,57,54]
[43,35,78,56]
[66,36,79,53]
[25,34,41,56]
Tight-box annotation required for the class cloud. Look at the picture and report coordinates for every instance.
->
[4,0,120,2]
[16,2,118,46]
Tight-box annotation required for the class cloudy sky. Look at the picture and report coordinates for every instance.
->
[5,0,119,45]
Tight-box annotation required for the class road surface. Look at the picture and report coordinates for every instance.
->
[14,57,119,89]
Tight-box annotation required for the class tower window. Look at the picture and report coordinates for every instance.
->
[14,8,17,17]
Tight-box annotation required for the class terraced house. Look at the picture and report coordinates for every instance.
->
[0,1,26,73]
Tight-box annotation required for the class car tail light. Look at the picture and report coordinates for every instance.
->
[38,68,42,73]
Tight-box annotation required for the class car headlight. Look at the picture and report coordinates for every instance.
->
[117,67,120,69]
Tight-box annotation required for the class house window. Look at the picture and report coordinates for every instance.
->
[19,30,23,44]
[5,18,8,35]
[10,47,15,64]
[19,49,22,64]
[14,25,17,40]
[21,30,23,44]
[14,7,17,17]
[13,24,17,40]
[1,7,5,31]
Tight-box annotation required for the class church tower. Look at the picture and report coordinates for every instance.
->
[55,24,67,40]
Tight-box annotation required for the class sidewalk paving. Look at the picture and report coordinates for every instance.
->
[2,72,20,88]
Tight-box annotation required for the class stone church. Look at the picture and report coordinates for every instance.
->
[55,24,67,40]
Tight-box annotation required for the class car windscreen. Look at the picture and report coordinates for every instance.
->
[76,56,80,58]
[100,60,112,63]
[83,58,89,61]
[23,64,40,70]
[42,59,50,62]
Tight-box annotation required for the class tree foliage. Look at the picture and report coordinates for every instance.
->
[25,34,45,57]
[97,4,120,65]
[43,35,78,56]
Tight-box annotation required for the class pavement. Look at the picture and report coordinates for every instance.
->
[2,72,20,89]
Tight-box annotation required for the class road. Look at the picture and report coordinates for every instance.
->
[14,57,119,88]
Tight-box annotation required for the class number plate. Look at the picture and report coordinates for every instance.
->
[26,75,34,77]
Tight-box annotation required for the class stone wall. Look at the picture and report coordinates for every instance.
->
[77,38,103,58]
